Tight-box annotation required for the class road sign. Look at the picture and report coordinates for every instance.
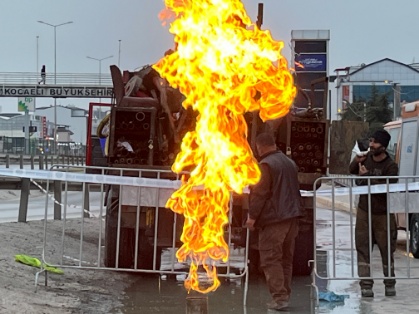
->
[18,97,35,112]
[3,86,113,98]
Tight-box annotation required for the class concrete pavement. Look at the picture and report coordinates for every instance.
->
[313,182,419,313]
[315,181,358,214]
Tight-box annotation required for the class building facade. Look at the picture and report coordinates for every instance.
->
[0,105,88,155]
[35,105,88,143]
[335,58,419,120]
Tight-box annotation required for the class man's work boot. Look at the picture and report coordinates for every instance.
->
[267,300,289,310]
[385,286,396,296]
[361,288,374,297]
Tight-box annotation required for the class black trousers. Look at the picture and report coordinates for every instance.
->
[355,208,397,289]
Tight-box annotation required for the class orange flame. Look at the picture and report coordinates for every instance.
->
[155,0,296,293]
[295,61,305,69]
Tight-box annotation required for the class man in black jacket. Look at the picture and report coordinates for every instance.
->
[349,129,398,298]
[245,133,303,311]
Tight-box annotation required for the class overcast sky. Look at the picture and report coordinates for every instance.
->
[1,0,418,112]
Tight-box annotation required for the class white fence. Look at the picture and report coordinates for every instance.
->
[3,165,251,304]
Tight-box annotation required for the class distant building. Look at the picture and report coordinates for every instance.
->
[0,105,88,155]
[35,105,88,143]
[56,125,74,142]
[0,113,49,138]
[334,58,419,120]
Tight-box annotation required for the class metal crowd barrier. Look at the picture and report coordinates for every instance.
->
[312,175,419,305]
[327,173,354,187]
[25,165,250,304]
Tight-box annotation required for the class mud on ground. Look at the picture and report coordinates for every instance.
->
[0,218,137,314]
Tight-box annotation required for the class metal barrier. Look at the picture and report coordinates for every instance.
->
[0,154,85,170]
[0,72,112,86]
[327,173,355,187]
[28,165,250,304]
[312,175,419,305]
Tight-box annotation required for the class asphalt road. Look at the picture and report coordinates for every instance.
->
[0,191,104,222]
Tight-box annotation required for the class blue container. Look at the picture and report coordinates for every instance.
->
[99,137,107,156]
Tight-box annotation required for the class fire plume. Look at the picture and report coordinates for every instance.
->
[155,0,296,293]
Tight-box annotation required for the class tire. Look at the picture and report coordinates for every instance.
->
[410,214,419,258]
[104,200,133,268]
[104,196,162,270]
[104,217,162,269]
[97,114,111,138]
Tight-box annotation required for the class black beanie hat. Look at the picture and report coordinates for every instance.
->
[371,129,391,148]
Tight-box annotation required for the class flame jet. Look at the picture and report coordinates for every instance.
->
[155,0,296,293]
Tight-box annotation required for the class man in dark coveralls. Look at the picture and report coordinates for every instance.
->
[245,132,303,311]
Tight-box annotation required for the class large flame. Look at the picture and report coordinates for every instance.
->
[155,0,296,293]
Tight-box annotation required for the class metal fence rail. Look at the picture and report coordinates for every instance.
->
[0,154,85,173]
[0,72,113,86]
[0,137,86,157]
[312,175,419,304]
[327,173,354,187]
[24,165,250,304]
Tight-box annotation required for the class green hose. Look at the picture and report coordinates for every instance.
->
[15,254,64,274]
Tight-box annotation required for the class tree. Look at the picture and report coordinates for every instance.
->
[340,101,366,121]
[364,85,393,132]
[341,85,393,133]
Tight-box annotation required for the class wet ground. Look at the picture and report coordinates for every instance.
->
[116,207,419,314]
[120,274,313,314]
[3,183,418,313]
[116,207,335,313]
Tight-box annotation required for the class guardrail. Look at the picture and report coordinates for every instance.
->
[0,154,85,170]
[0,72,113,86]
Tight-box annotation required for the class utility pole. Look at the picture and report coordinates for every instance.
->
[393,83,401,120]
[256,3,264,28]
[38,20,73,154]
[250,3,264,151]
[86,55,113,104]
[118,40,122,67]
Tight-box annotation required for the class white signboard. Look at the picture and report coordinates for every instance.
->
[121,186,175,207]
[0,86,113,98]
[18,97,35,112]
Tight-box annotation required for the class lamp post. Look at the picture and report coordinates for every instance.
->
[342,99,367,122]
[28,35,40,155]
[118,40,121,67]
[37,20,73,154]
[36,35,39,78]
[86,55,113,104]
[393,83,401,121]
[384,80,401,121]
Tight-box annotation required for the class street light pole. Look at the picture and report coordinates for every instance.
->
[118,40,121,67]
[36,36,39,76]
[86,55,113,104]
[29,35,40,155]
[38,20,73,154]
[342,99,367,121]
[393,83,401,121]
[363,102,366,122]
